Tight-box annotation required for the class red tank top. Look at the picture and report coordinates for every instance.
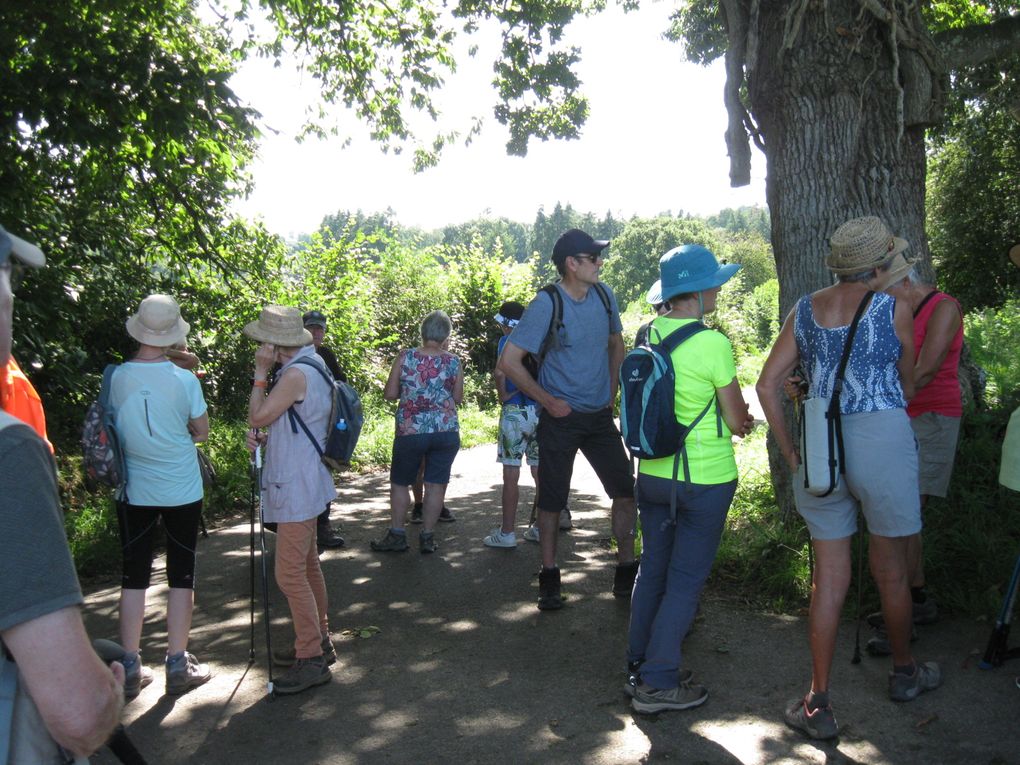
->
[907,292,963,418]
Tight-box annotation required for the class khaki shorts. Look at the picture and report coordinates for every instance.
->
[794,409,921,540]
[910,412,961,498]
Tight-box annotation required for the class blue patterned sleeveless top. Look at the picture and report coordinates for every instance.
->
[793,291,905,414]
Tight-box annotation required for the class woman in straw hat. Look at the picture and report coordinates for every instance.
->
[245,305,337,695]
[112,294,212,698]
[757,216,941,740]
[371,310,463,554]
[626,245,754,714]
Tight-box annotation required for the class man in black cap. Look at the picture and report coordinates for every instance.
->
[498,229,638,610]
[302,310,346,549]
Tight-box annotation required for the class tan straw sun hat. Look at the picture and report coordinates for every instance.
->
[243,305,313,347]
[827,216,909,275]
[874,250,917,290]
[126,294,190,347]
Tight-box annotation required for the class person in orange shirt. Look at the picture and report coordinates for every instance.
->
[1,355,52,451]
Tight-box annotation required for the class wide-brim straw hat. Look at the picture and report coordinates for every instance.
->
[243,305,313,347]
[646,244,741,304]
[126,294,189,347]
[827,216,908,275]
[874,251,917,291]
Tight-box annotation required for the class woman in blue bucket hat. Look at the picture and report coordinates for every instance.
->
[626,244,754,713]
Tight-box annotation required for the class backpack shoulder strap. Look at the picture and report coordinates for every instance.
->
[593,282,612,321]
[99,364,117,408]
[539,284,563,360]
[291,355,335,388]
[912,289,939,318]
[658,321,708,354]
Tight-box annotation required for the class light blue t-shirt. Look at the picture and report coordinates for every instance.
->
[509,283,623,413]
[111,361,207,506]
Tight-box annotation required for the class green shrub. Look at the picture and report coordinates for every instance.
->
[966,298,1020,405]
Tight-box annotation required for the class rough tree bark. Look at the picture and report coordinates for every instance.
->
[716,1,1020,515]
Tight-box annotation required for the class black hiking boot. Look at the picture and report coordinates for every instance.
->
[613,560,640,598]
[538,566,563,611]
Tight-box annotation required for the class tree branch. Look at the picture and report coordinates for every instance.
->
[720,0,752,187]
[936,15,1020,72]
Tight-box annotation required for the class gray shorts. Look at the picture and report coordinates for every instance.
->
[794,409,921,540]
[910,411,961,498]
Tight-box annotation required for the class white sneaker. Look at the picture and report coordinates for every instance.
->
[559,508,573,530]
[523,525,540,543]
[484,528,517,548]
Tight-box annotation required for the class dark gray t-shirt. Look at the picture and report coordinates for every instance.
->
[0,415,83,633]
[509,283,623,412]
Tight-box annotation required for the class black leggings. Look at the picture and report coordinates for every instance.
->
[116,500,202,589]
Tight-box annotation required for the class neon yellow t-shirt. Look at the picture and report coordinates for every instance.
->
[638,317,738,485]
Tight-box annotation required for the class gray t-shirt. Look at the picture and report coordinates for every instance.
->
[0,415,83,634]
[509,283,623,412]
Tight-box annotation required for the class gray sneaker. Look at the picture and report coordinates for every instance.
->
[419,530,438,554]
[889,661,942,702]
[273,634,337,667]
[123,662,153,700]
[274,656,331,696]
[371,529,409,552]
[631,681,708,713]
[866,624,918,657]
[784,696,838,740]
[165,652,212,696]
[558,508,573,530]
[624,664,693,698]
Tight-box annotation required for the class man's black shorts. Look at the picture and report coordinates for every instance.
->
[536,407,634,513]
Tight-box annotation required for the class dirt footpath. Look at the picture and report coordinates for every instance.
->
[85,444,1019,765]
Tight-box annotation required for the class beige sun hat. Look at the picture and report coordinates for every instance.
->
[243,305,313,347]
[126,294,189,347]
[827,216,909,275]
[874,250,917,290]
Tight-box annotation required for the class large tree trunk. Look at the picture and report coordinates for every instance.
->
[737,1,941,514]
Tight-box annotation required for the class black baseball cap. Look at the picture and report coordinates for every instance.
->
[302,310,327,328]
[552,228,609,266]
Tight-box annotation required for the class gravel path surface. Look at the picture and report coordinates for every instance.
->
[85,443,1019,764]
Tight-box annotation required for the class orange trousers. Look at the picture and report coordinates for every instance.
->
[274,519,329,659]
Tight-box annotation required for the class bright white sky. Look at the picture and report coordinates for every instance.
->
[229,3,767,239]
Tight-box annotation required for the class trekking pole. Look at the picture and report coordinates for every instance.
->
[248,441,257,663]
[980,552,1020,669]
[851,528,864,664]
[253,441,275,698]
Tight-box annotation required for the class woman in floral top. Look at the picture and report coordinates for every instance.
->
[371,310,464,554]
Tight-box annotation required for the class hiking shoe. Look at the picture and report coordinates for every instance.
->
[317,519,345,549]
[484,528,517,548]
[866,597,939,628]
[613,560,640,598]
[410,502,423,524]
[124,663,153,700]
[273,634,337,668]
[558,508,573,530]
[538,567,563,611]
[274,656,331,696]
[784,696,839,740]
[419,530,438,554]
[632,682,708,713]
[889,661,942,702]
[438,506,456,522]
[866,625,918,657]
[371,529,409,552]
[165,652,212,696]
[523,525,540,543]
[624,663,693,699]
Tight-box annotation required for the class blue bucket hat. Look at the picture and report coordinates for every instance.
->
[646,244,740,304]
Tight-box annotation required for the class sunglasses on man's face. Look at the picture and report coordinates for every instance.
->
[572,252,604,264]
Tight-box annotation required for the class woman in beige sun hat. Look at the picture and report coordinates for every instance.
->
[757,216,941,740]
[245,305,337,696]
[112,293,212,699]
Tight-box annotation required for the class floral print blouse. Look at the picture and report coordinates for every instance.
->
[394,349,461,436]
